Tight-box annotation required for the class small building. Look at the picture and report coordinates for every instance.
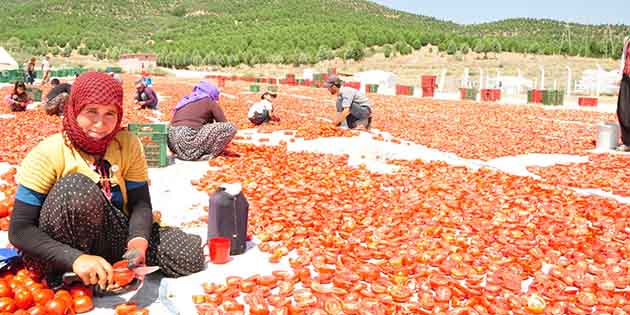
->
[119,53,157,74]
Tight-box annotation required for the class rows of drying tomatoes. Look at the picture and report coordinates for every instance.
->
[191,142,630,314]
[2,76,628,314]
[528,154,630,197]
[208,80,619,160]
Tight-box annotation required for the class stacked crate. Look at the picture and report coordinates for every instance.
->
[365,84,379,93]
[396,85,414,96]
[459,88,478,101]
[421,75,437,97]
[542,90,564,106]
[128,123,169,168]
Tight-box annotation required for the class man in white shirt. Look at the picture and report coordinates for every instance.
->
[248,92,279,125]
[41,56,52,84]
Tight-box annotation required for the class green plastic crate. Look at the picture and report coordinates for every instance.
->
[249,85,260,92]
[128,123,168,168]
[128,123,168,134]
[465,89,477,100]
[142,142,168,167]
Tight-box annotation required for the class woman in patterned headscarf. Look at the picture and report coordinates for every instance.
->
[9,72,204,293]
[168,81,237,160]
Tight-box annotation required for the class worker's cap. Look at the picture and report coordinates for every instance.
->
[261,91,277,99]
[324,75,342,88]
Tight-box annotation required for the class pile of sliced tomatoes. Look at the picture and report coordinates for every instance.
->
[529,153,630,197]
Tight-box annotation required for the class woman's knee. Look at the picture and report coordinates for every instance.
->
[41,173,107,222]
[150,227,205,277]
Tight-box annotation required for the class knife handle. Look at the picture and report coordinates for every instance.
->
[61,272,83,286]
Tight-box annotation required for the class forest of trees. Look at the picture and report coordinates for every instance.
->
[1,0,628,68]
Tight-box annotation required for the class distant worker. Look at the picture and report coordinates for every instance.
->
[168,81,237,161]
[248,92,280,125]
[134,80,158,110]
[324,75,372,130]
[41,56,52,84]
[617,36,630,152]
[25,58,36,85]
[141,70,153,87]
[43,78,71,116]
[4,81,32,112]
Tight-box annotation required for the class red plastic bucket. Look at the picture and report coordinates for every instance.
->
[209,237,231,264]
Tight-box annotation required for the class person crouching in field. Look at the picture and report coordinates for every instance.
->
[43,78,71,116]
[9,72,204,293]
[168,81,237,160]
[248,91,280,125]
[134,80,158,110]
[325,75,372,130]
[4,81,32,112]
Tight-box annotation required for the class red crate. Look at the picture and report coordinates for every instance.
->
[532,90,543,103]
[492,89,501,101]
[578,97,598,107]
[422,87,434,97]
[396,84,413,96]
[345,82,361,90]
[421,75,437,88]
[480,89,500,102]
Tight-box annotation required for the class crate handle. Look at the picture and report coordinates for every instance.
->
[140,127,153,132]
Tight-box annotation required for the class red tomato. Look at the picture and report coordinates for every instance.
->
[115,302,138,315]
[69,285,92,298]
[26,305,47,315]
[32,289,54,305]
[45,297,71,315]
[14,289,34,310]
[54,290,73,308]
[112,260,135,287]
[7,278,23,291]
[0,297,15,313]
[0,280,12,298]
[73,295,94,314]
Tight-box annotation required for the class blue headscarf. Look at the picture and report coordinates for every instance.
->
[173,81,220,113]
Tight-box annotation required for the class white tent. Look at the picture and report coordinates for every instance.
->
[0,47,18,70]
[352,70,398,95]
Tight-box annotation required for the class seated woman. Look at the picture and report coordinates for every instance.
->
[134,80,158,110]
[168,81,237,161]
[248,92,280,125]
[9,72,204,293]
[4,81,32,112]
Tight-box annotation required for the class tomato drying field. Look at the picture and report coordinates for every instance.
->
[1,74,630,315]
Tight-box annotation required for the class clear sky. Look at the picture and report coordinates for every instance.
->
[369,0,629,25]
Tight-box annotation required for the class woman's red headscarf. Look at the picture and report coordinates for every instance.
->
[63,71,123,156]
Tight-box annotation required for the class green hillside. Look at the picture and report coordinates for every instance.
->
[0,0,628,68]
